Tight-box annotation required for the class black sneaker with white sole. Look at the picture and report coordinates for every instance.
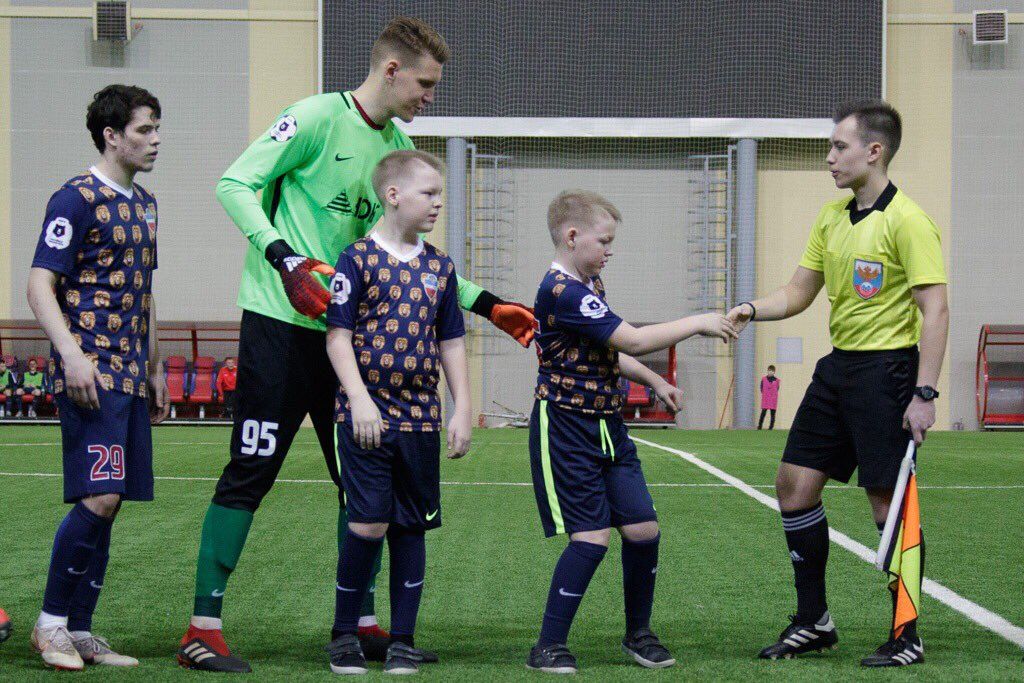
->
[384,641,423,675]
[758,612,839,660]
[860,634,924,667]
[326,634,368,675]
[622,628,675,669]
[177,638,252,673]
[526,643,578,674]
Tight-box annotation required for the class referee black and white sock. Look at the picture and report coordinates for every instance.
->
[781,502,829,623]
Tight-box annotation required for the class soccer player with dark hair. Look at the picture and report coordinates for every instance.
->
[177,17,535,672]
[525,190,737,674]
[728,100,948,667]
[26,83,167,670]
[326,150,470,675]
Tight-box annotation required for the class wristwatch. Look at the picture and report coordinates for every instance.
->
[914,385,939,401]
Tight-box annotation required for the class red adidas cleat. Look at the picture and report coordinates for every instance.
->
[177,625,251,673]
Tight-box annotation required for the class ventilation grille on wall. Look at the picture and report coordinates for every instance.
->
[94,1,131,42]
[973,10,1008,45]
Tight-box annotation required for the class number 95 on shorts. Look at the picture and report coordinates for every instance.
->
[55,390,154,503]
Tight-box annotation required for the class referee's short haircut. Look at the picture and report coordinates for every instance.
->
[371,16,449,67]
[547,190,621,245]
[372,150,444,202]
[833,99,902,167]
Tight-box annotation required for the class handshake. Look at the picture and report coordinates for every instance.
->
[695,303,756,343]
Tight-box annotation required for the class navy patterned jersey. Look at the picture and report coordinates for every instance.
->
[31,169,157,398]
[327,235,465,432]
[534,264,625,416]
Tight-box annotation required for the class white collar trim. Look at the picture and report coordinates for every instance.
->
[90,166,133,199]
[551,261,596,292]
[372,232,424,263]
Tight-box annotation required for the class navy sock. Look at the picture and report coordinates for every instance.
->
[333,529,385,635]
[388,527,426,646]
[42,503,111,617]
[622,534,660,634]
[67,520,113,632]
[538,541,607,647]
[781,503,829,623]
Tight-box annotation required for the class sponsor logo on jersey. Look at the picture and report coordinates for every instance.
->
[853,259,884,300]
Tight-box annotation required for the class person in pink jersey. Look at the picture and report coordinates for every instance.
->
[758,365,780,430]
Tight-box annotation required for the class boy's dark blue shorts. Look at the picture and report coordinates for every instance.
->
[336,423,441,531]
[529,399,656,538]
[56,390,153,503]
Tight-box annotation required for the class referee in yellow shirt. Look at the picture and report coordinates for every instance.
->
[727,100,949,667]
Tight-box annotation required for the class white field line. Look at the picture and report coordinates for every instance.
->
[0,470,1020,491]
[631,436,1024,649]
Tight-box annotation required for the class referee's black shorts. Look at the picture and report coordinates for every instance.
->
[212,310,342,511]
[782,346,917,489]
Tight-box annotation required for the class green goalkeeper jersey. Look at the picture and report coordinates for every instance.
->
[217,91,483,331]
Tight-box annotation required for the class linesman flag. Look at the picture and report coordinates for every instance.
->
[875,441,922,638]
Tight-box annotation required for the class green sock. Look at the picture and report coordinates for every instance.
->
[193,503,254,618]
[339,506,383,619]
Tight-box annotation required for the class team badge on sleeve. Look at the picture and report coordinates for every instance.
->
[853,259,884,300]
[269,114,297,142]
[44,217,73,249]
[579,293,609,319]
[330,272,352,304]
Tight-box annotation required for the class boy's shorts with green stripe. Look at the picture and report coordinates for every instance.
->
[528,399,656,538]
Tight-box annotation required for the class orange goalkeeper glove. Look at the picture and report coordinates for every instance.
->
[266,240,336,319]
[471,290,535,347]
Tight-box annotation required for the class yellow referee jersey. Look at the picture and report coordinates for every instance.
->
[799,183,946,351]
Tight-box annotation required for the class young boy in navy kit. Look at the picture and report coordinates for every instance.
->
[526,190,738,674]
[26,84,169,670]
[325,150,471,675]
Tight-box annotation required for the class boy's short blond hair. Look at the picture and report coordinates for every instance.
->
[371,16,450,67]
[372,150,444,202]
[547,190,621,244]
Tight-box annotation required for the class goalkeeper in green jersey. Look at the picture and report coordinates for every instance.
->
[177,17,535,673]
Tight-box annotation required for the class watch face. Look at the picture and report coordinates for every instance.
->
[917,386,937,400]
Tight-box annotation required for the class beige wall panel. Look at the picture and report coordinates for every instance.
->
[0,1,9,317]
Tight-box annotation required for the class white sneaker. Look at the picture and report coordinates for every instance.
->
[72,633,139,666]
[31,624,85,670]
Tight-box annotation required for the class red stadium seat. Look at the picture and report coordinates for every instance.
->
[189,356,215,418]
[166,355,187,418]
[624,380,653,419]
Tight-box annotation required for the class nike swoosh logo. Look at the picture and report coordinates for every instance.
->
[89,581,103,589]
[425,509,439,521]
[67,567,87,575]
[211,589,225,597]
[336,584,358,592]
[404,579,424,589]
[652,566,658,574]
[558,587,583,598]
[335,154,354,162]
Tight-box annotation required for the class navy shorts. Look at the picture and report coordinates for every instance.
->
[529,400,656,538]
[783,347,918,489]
[336,424,441,531]
[56,390,153,503]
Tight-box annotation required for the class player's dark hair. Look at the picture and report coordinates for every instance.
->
[86,84,161,153]
[768,365,776,371]
[372,16,449,66]
[833,99,901,166]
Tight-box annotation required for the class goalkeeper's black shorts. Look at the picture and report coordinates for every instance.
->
[212,310,342,511]
[782,346,917,489]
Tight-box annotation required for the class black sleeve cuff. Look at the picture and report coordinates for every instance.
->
[264,239,296,269]
[469,288,502,319]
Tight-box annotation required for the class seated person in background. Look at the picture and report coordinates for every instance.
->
[20,358,47,418]
[0,360,15,417]
[216,357,237,417]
